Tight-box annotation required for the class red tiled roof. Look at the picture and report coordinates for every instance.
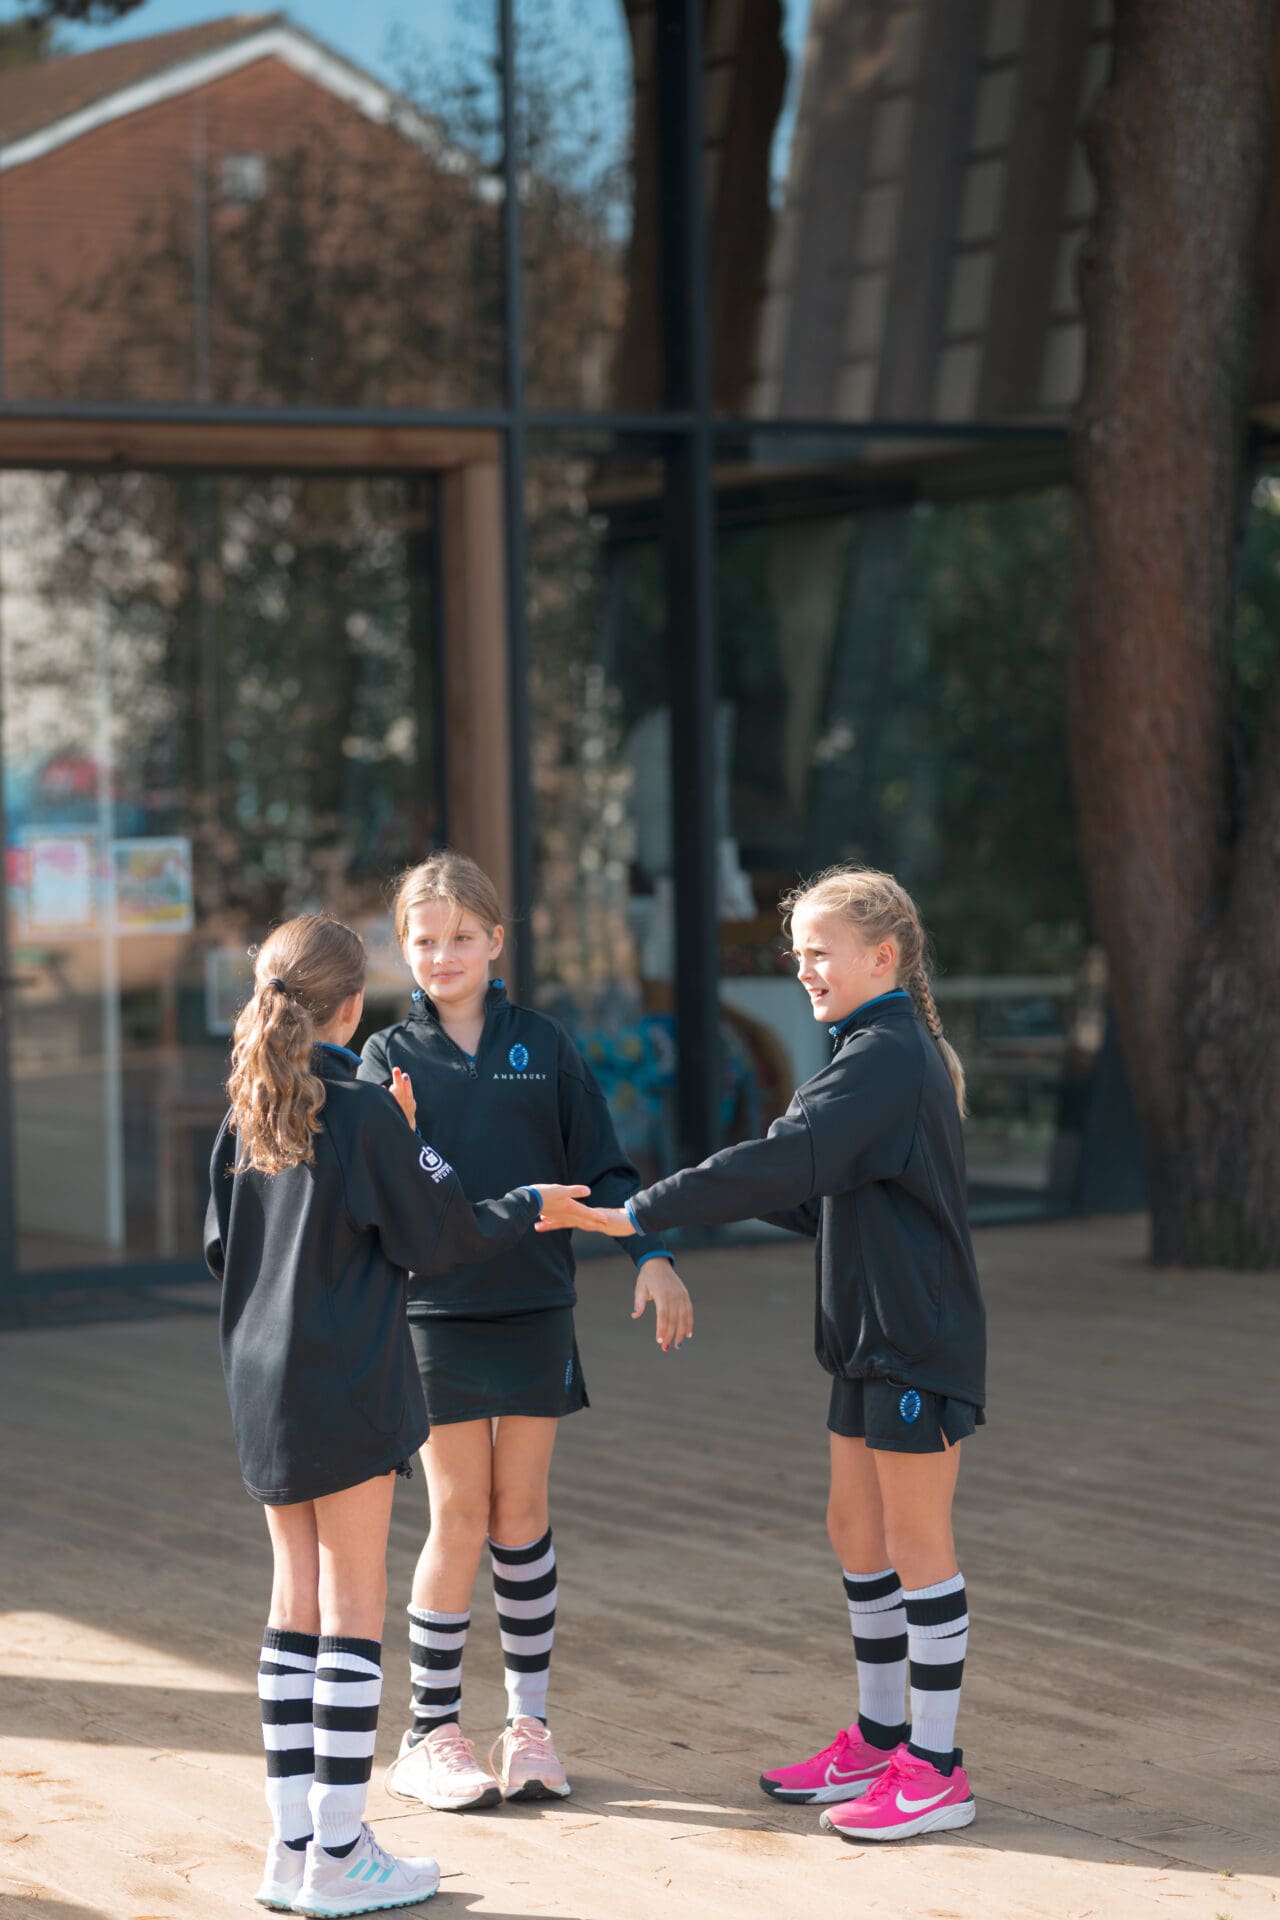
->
[0,14,280,147]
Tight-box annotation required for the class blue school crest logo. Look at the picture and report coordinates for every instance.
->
[898,1389,922,1425]
[564,1356,574,1390]
[508,1043,530,1072]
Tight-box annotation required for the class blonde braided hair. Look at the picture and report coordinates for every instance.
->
[779,866,966,1116]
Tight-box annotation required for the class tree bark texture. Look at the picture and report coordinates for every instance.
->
[1073,0,1280,1262]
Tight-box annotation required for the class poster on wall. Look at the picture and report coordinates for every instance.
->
[19,832,98,936]
[110,836,194,935]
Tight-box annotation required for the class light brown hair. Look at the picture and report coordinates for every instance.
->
[780,865,967,1115]
[392,849,505,947]
[226,914,367,1174]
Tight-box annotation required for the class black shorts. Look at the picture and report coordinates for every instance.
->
[408,1305,589,1427]
[827,1375,984,1454]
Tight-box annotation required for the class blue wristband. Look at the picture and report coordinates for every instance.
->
[520,1186,542,1210]
[625,1199,643,1233]
[634,1248,670,1269]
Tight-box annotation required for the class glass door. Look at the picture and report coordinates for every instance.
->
[0,468,441,1278]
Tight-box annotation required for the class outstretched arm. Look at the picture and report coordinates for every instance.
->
[544,1102,819,1239]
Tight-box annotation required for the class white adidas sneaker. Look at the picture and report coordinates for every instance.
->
[254,1834,308,1910]
[293,1825,440,1915]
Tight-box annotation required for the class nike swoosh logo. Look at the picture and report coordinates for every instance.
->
[896,1787,953,1813]
[825,1762,879,1785]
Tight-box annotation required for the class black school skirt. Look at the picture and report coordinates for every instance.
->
[407,1305,589,1427]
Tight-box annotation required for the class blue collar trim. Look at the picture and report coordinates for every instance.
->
[317,1042,362,1065]
[830,989,912,1040]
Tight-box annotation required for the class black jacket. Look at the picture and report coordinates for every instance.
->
[628,995,986,1407]
[204,1045,540,1503]
[358,981,669,1320]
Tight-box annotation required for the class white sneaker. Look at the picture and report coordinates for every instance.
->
[255,1834,308,1910]
[383,1724,501,1812]
[294,1825,439,1916]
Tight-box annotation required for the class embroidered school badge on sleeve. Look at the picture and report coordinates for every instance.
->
[418,1143,454,1185]
[898,1388,923,1425]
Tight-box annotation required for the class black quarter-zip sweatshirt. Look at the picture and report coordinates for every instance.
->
[626,994,986,1407]
[358,980,670,1320]
[204,1045,541,1503]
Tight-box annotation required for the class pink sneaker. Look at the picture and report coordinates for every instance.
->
[820,1745,975,1841]
[489,1716,571,1801]
[759,1725,898,1804]
[383,1723,501,1812]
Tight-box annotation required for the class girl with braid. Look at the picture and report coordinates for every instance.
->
[554,867,986,1844]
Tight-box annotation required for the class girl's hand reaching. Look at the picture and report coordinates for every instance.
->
[389,1068,417,1128]
[531,1184,594,1229]
[631,1258,694,1351]
[535,1200,634,1236]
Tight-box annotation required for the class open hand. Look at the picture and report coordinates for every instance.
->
[632,1259,694,1351]
[532,1184,594,1229]
[389,1067,417,1128]
[535,1199,634,1236]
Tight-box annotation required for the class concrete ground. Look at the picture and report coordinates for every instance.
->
[1,1214,1277,1920]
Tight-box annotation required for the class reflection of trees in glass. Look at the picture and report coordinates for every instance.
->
[709,488,1086,978]
[23,85,504,409]
[1232,472,1280,761]
[14,2,628,411]
[527,461,660,992]
[12,472,432,931]
[897,490,1087,977]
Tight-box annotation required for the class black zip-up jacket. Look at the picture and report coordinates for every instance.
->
[204,1045,541,1503]
[358,980,670,1320]
[628,994,985,1407]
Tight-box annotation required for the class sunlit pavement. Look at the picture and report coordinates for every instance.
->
[1,1214,1276,1919]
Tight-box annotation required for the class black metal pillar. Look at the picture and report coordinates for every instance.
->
[499,0,535,1004]
[656,0,721,1167]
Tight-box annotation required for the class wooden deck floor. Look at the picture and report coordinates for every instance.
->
[1,1215,1277,1920]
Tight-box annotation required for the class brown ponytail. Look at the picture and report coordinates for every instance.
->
[227,914,367,1174]
[780,866,967,1117]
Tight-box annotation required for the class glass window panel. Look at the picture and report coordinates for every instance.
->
[526,446,678,1179]
[1,469,439,1273]
[514,0,658,412]
[0,3,503,407]
[719,0,1110,424]
[710,441,1100,1211]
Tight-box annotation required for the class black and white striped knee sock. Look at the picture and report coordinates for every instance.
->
[408,1605,469,1742]
[308,1636,382,1855]
[258,1627,318,1847]
[904,1573,969,1772]
[490,1528,556,1724]
[842,1567,909,1748]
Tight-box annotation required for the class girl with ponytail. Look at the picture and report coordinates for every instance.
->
[553,866,987,1848]
[204,913,588,1916]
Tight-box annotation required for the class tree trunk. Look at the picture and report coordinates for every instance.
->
[1072,0,1280,1263]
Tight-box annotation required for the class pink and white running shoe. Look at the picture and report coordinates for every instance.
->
[820,1745,975,1841]
[759,1725,897,1804]
[489,1716,571,1801]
